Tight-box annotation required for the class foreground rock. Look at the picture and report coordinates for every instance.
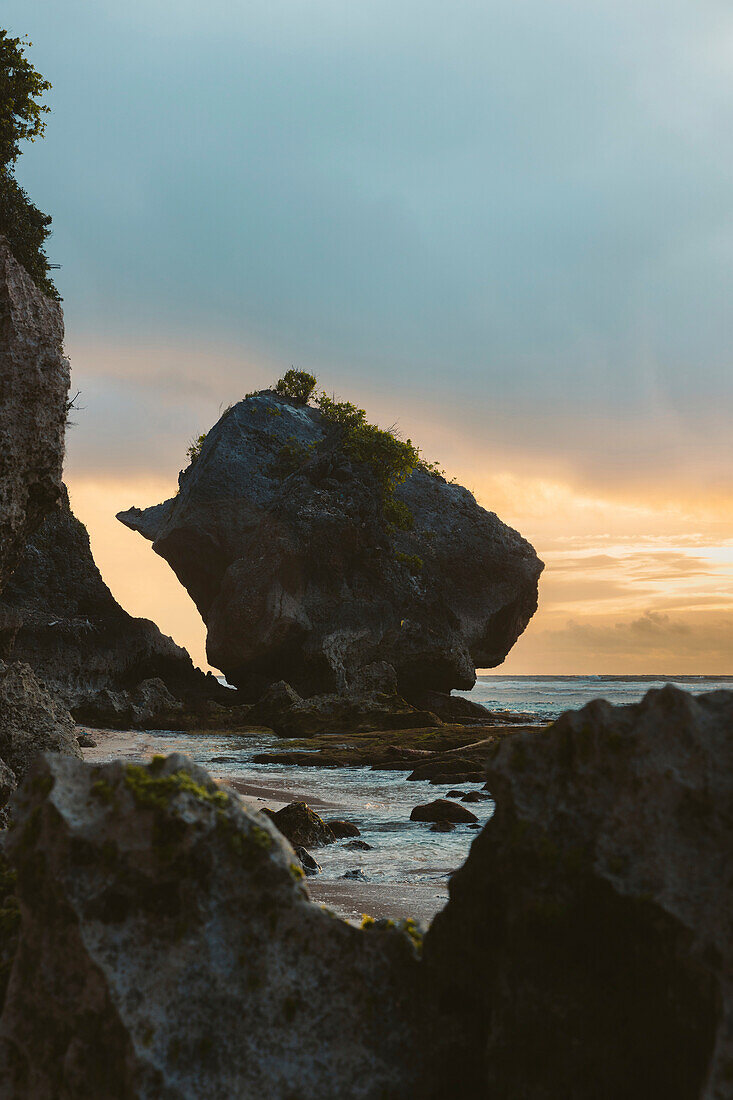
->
[0,661,80,823]
[410,799,478,824]
[0,239,69,594]
[0,489,241,728]
[118,388,542,705]
[424,686,733,1097]
[0,753,429,1097]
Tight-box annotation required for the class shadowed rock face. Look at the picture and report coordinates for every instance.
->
[0,753,429,1099]
[118,392,542,698]
[423,685,732,1098]
[0,660,80,825]
[0,489,231,727]
[0,239,69,595]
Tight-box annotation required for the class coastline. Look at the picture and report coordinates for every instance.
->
[79,724,494,924]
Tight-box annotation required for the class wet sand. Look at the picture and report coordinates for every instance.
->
[307,880,448,925]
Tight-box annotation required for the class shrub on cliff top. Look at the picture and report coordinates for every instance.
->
[316,392,420,522]
[274,369,317,404]
[269,370,423,529]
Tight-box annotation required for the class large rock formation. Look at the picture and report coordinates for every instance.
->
[0,237,69,593]
[0,752,428,1098]
[118,390,542,703]
[0,489,236,728]
[423,685,733,1098]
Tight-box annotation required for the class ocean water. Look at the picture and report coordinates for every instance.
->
[459,674,733,721]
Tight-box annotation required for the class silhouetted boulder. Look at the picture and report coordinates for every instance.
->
[118,389,542,704]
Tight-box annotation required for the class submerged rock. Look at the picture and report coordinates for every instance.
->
[424,685,733,1098]
[341,869,368,882]
[295,846,321,876]
[118,389,542,702]
[326,820,361,839]
[0,489,237,728]
[0,753,428,1097]
[0,239,68,595]
[410,799,478,824]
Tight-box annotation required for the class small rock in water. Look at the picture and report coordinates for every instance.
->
[209,755,238,763]
[430,822,456,833]
[295,846,321,876]
[341,869,367,882]
[461,791,490,803]
[76,732,97,748]
[327,819,361,838]
[446,789,466,798]
[410,799,478,824]
[344,839,373,851]
[267,800,335,848]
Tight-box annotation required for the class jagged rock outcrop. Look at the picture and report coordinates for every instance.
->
[118,390,542,704]
[0,753,429,1098]
[0,238,69,594]
[423,685,733,1098]
[0,489,241,728]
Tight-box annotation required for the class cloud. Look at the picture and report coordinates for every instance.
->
[625,611,691,636]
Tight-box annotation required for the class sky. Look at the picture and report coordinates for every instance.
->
[7,0,733,674]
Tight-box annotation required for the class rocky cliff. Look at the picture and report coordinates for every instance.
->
[118,388,543,705]
[0,238,69,593]
[0,489,237,728]
[0,239,80,813]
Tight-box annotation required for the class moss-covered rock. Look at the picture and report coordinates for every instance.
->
[0,752,430,1098]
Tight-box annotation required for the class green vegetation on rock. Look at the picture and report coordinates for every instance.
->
[274,369,317,404]
[124,764,229,812]
[186,433,207,464]
[0,30,58,297]
[394,550,423,574]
